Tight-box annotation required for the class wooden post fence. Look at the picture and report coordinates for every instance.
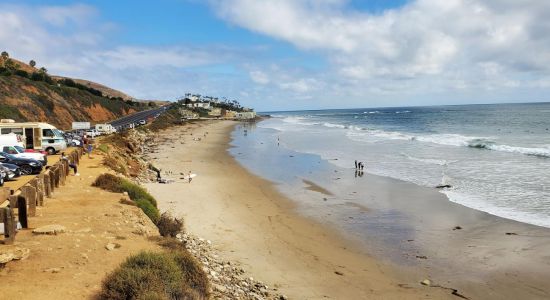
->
[1,147,83,243]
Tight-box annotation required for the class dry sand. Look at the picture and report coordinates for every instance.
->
[145,120,452,299]
[0,152,162,299]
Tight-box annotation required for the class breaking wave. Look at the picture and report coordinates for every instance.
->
[277,116,550,158]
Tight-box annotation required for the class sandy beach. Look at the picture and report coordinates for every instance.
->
[144,120,550,300]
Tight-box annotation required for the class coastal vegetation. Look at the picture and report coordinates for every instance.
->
[99,249,209,300]
[93,173,160,223]
[0,51,149,128]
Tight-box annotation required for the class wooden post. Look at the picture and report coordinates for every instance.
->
[60,160,66,185]
[21,186,36,217]
[50,170,56,191]
[16,195,27,229]
[1,207,16,244]
[9,193,17,209]
[44,173,51,198]
[53,166,60,188]
[0,187,10,205]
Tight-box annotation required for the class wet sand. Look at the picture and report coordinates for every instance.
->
[145,120,550,299]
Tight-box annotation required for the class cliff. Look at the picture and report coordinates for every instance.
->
[0,55,151,129]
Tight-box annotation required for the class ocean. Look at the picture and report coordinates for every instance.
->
[232,102,550,229]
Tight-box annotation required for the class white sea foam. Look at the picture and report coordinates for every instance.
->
[400,153,452,166]
[468,141,550,158]
[272,117,550,158]
[443,190,550,228]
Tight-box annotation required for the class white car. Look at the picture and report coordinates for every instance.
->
[85,129,100,138]
[1,145,47,165]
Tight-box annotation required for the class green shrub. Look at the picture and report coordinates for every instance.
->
[120,179,157,207]
[14,69,29,78]
[98,144,110,153]
[93,173,160,224]
[136,198,160,224]
[92,173,124,192]
[171,250,210,297]
[99,251,208,299]
[99,251,185,300]
[157,213,184,238]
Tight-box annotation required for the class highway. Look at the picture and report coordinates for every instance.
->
[109,106,167,129]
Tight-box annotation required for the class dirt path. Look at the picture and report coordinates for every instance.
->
[0,152,161,299]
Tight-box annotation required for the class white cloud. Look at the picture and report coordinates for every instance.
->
[0,3,238,102]
[249,70,270,84]
[39,4,97,27]
[210,0,550,95]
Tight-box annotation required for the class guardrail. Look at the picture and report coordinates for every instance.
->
[0,148,83,244]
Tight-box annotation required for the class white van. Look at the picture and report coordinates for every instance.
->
[0,120,67,155]
[0,134,24,148]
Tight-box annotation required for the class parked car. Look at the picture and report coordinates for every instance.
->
[0,152,43,175]
[0,165,6,186]
[85,129,101,138]
[1,163,21,180]
[1,145,47,165]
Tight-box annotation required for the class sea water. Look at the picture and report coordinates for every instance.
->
[243,102,550,228]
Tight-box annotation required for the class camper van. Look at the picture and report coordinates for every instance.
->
[0,120,67,155]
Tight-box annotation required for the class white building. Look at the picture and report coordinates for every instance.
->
[235,112,256,120]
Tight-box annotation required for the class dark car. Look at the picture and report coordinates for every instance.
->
[0,165,6,186]
[0,152,43,175]
[1,163,21,180]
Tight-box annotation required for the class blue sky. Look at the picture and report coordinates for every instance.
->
[1,0,550,111]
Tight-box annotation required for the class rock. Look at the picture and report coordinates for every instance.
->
[105,243,121,251]
[33,224,66,235]
[74,227,92,233]
[0,253,15,264]
[435,184,452,189]
[415,255,428,259]
[44,267,61,273]
[213,284,227,293]
[11,247,30,260]
[421,279,432,286]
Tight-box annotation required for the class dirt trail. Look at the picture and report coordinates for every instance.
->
[0,152,161,299]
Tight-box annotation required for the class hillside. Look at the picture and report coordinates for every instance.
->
[0,54,151,129]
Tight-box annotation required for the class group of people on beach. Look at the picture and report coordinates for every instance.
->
[155,169,194,184]
[354,160,365,178]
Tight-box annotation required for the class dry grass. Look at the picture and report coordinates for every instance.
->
[92,173,123,192]
[93,173,160,224]
[99,250,209,300]
[157,212,185,238]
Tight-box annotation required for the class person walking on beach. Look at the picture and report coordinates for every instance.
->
[61,152,79,176]
[188,171,192,183]
[355,160,358,169]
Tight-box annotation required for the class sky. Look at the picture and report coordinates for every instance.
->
[1,0,550,111]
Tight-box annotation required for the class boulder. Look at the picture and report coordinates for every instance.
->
[421,279,432,286]
[0,253,15,264]
[105,243,121,251]
[33,224,66,235]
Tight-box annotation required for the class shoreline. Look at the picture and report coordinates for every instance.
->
[144,120,550,299]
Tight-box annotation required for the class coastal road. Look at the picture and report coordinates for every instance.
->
[109,106,168,129]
